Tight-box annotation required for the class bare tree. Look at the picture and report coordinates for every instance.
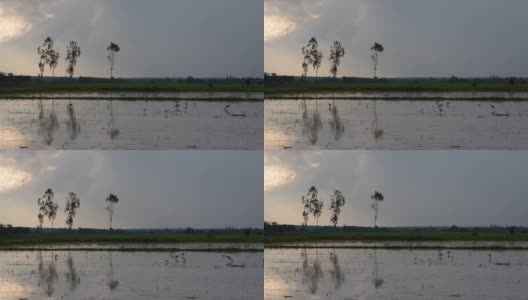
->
[330,189,346,227]
[370,191,384,228]
[37,188,58,229]
[329,41,345,78]
[105,193,119,230]
[370,42,384,79]
[106,42,120,79]
[302,38,323,80]
[65,41,81,78]
[64,192,81,230]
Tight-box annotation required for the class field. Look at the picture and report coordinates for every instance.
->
[0,80,263,95]
[0,232,263,247]
[264,80,528,95]
[265,231,528,244]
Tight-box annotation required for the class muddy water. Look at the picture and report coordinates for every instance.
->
[0,96,263,149]
[265,247,528,299]
[0,249,263,299]
[265,98,528,149]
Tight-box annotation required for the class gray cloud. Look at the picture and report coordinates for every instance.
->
[265,151,528,227]
[0,151,263,229]
[0,0,263,78]
[265,0,528,77]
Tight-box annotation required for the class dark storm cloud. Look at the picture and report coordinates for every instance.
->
[265,0,528,77]
[0,151,263,229]
[265,151,528,227]
[0,0,263,78]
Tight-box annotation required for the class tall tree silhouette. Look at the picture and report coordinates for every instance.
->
[301,186,324,228]
[37,37,57,78]
[329,189,345,227]
[302,38,323,80]
[329,41,345,78]
[105,193,119,230]
[65,41,81,78]
[64,192,81,230]
[370,191,384,227]
[106,42,120,79]
[37,188,58,229]
[370,42,384,78]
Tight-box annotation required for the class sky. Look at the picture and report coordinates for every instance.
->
[0,0,263,78]
[265,0,528,78]
[265,151,528,227]
[0,151,263,229]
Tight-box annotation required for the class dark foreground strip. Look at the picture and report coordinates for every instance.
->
[265,96,528,101]
[0,247,263,252]
[265,245,528,251]
[1,96,262,101]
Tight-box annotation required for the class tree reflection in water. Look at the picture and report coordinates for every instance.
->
[301,248,324,295]
[329,248,345,289]
[108,100,120,140]
[107,251,119,291]
[329,100,344,141]
[372,101,384,140]
[65,252,81,292]
[66,103,81,141]
[372,249,384,289]
[301,100,323,145]
[37,99,60,145]
[37,250,58,296]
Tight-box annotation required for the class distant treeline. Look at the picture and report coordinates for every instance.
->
[0,73,263,85]
[264,72,528,86]
[0,72,31,83]
[264,221,527,234]
[0,224,31,235]
[264,73,295,85]
[0,225,262,236]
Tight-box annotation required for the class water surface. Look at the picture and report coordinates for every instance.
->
[0,93,263,149]
[265,97,528,149]
[265,247,528,299]
[0,247,263,299]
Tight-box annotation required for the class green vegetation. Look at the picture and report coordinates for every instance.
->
[0,232,263,247]
[264,80,528,96]
[265,231,528,244]
[0,80,263,95]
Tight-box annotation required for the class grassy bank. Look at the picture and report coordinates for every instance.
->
[0,81,263,95]
[0,232,263,246]
[265,231,528,244]
[265,81,528,95]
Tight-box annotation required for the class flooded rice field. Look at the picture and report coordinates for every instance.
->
[265,247,528,299]
[265,96,528,149]
[0,93,263,149]
[0,248,263,299]
[266,240,528,250]
[1,242,263,251]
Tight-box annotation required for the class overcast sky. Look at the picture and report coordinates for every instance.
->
[265,0,528,78]
[265,151,528,227]
[0,151,263,229]
[0,0,263,78]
